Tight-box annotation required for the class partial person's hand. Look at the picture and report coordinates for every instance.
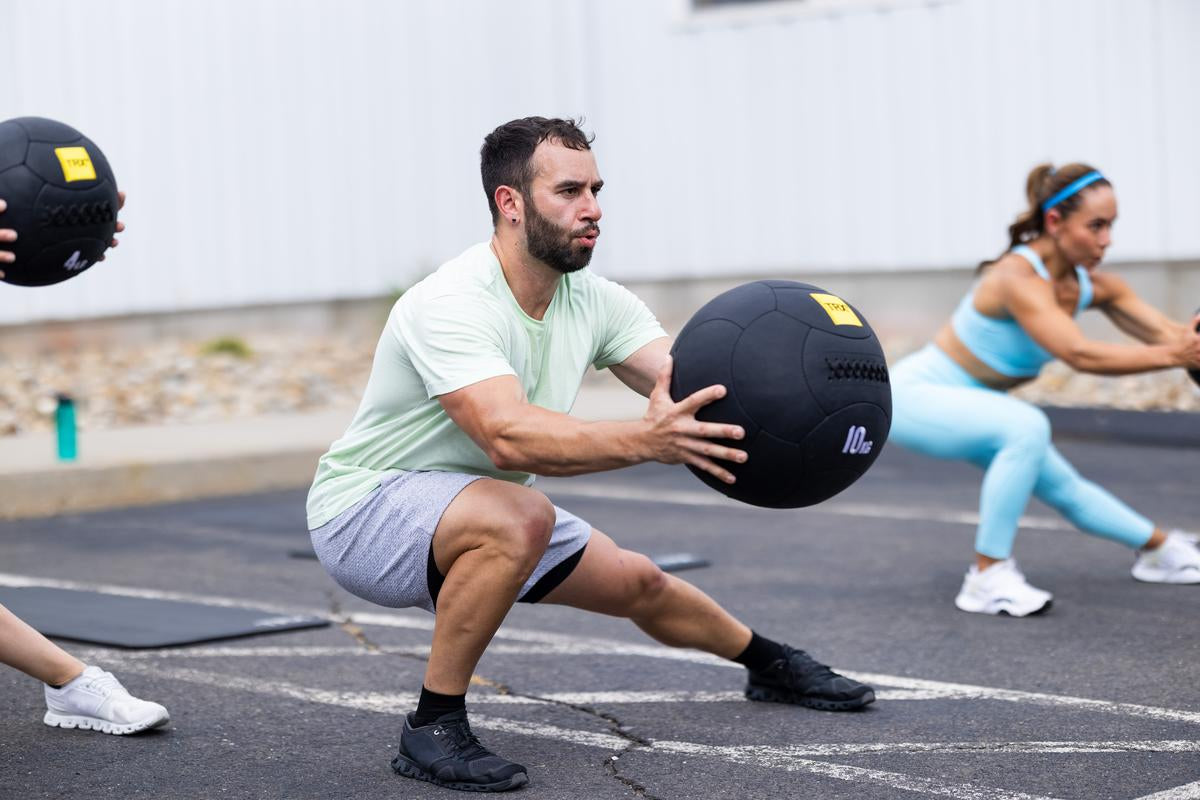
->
[1174,318,1200,371]
[97,190,126,262]
[642,356,747,484]
[1182,312,1200,372]
[0,199,15,273]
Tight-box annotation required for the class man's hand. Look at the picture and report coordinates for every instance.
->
[642,356,747,484]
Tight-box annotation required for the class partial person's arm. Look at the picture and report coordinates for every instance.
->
[1003,270,1200,374]
[1090,271,1191,344]
[609,336,671,397]
[437,356,746,482]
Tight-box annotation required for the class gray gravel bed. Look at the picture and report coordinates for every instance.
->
[1,335,1195,437]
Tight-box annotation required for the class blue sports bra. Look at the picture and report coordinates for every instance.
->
[950,244,1093,378]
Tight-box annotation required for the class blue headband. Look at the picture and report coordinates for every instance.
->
[1041,171,1105,213]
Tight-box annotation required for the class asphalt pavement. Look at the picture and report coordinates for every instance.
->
[1,439,1198,799]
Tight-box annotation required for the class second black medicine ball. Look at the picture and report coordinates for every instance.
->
[0,117,119,287]
[670,280,891,508]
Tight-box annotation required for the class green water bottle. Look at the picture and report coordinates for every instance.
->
[55,394,77,462]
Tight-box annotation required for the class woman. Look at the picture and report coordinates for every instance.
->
[0,604,169,734]
[2,194,168,732]
[889,163,1200,616]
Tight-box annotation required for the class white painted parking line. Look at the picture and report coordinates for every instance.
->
[94,659,1200,800]
[70,648,981,704]
[543,481,1075,531]
[657,740,1200,757]
[12,570,1195,798]
[846,671,1200,727]
[8,572,1198,729]
[1134,779,1200,800]
[104,661,1073,800]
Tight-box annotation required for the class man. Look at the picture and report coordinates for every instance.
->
[306,117,873,792]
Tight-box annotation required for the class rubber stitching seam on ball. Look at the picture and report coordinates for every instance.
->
[39,202,116,228]
[724,325,763,436]
[824,358,889,384]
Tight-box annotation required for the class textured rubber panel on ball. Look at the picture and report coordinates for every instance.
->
[772,283,873,339]
[687,428,805,508]
[799,404,891,504]
[676,281,779,335]
[10,116,81,142]
[670,317,760,435]
[731,311,824,441]
[26,139,115,189]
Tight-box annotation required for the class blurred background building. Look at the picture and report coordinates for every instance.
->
[1,0,1197,510]
[3,0,1198,338]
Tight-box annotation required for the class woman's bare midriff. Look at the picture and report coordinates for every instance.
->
[931,324,1035,392]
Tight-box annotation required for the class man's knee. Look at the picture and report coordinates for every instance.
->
[622,552,670,616]
[489,491,556,568]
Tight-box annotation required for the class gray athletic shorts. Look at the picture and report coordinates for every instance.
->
[309,470,592,613]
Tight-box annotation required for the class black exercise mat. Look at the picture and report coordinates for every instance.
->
[0,586,329,648]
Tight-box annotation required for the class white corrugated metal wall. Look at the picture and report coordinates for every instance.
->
[1,0,1197,324]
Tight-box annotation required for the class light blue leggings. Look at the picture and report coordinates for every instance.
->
[889,345,1154,559]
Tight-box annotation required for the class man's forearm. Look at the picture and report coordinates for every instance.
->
[486,405,653,476]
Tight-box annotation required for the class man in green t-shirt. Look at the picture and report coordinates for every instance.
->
[308,117,874,793]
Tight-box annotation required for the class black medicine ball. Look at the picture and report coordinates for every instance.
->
[670,280,891,508]
[0,117,119,287]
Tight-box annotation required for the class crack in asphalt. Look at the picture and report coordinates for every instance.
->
[470,674,666,800]
[327,592,384,654]
[323,592,664,797]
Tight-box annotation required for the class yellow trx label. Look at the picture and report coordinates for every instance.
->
[810,293,862,327]
[54,147,97,182]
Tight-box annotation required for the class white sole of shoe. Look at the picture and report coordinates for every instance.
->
[43,709,170,735]
[954,593,1052,617]
[1131,566,1200,584]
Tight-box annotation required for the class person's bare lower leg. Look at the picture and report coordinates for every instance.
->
[423,545,528,694]
[543,531,751,658]
[0,604,84,686]
[629,574,751,658]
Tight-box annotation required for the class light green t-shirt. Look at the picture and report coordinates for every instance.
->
[305,242,666,529]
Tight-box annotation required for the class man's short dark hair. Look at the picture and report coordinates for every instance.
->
[481,117,594,224]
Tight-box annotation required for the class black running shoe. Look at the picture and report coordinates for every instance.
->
[391,710,528,792]
[745,645,875,711]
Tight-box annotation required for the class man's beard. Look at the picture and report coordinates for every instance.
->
[525,200,598,275]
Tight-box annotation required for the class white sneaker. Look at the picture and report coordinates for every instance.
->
[1132,532,1200,584]
[44,665,170,735]
[954,559,1053,617]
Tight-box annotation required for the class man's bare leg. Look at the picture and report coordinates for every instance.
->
[425,479,556,694]
[542,528,875,711]
[540,529,751,657]
[390,479,551,791]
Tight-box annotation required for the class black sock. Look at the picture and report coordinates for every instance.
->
[732,631,785,673]
[412,686,466,727]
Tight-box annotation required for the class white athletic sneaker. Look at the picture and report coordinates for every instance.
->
[954,559,1053,617]
[44,665,170,735]
[1132,532,1200,584]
